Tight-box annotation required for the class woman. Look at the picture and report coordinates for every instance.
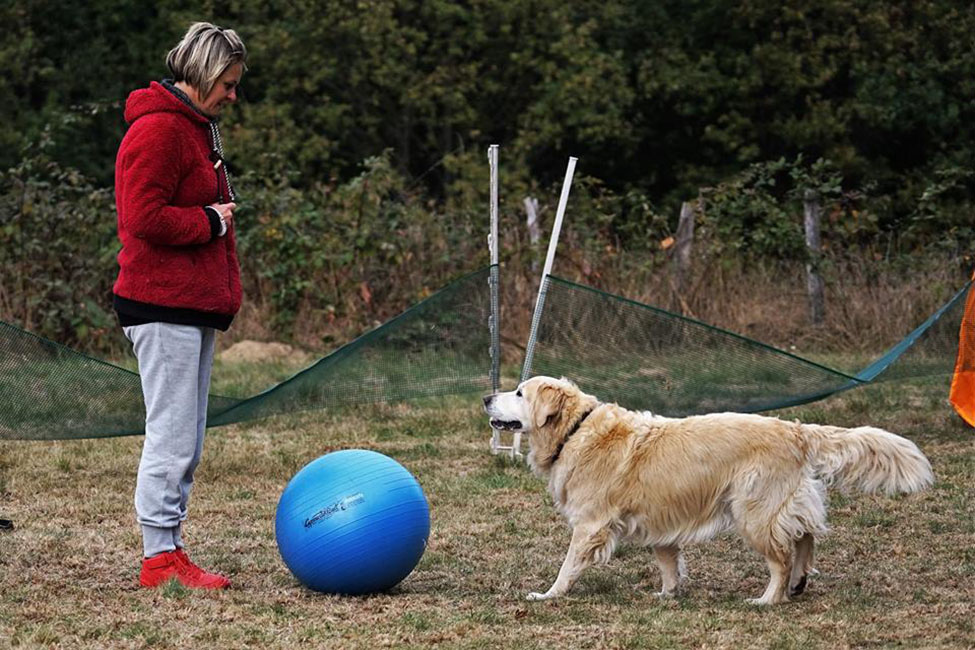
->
[114,22,246,589]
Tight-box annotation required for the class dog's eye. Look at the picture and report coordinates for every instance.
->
[516,389,523,397]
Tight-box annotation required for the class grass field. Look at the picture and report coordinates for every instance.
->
[0,362,972,649]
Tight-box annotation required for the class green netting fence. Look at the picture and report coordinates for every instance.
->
[1,265,969,441]
[0,266,495,441]
[523,275,970,416]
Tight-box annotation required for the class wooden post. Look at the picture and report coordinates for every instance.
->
[524,196,541,272]
[804,189,825,325]
[675,200,696,299]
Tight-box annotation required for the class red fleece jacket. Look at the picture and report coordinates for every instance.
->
[113,81,241,317]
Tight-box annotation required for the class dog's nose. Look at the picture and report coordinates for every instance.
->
[482,394,494,407]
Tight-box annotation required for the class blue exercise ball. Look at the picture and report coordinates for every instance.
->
[275,449,430,595]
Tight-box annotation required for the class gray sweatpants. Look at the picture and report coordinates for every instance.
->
[124,323,216,558]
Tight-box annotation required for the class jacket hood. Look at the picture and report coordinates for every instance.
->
[124,81,211,126]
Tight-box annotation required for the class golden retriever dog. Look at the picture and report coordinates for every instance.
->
[482,376,933,605]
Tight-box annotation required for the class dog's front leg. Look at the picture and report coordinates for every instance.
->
[527,524,613,601]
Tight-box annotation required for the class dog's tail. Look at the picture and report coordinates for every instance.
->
[800,424,933,495]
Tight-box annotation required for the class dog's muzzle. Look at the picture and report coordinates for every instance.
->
[483,394,523,431]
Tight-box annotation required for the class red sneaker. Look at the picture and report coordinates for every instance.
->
[140,550,231,589]
[173,548,232,589]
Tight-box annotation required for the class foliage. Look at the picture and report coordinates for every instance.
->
[235,151,488,337]
[0,136,118,352]
[699,156,850,262]
[2,1,975,351]
[4,1,974,212]
[906,165,975,259]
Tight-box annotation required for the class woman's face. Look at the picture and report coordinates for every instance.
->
[200,63,243,116]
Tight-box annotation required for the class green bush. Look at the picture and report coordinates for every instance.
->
[235,151,489,339]
[0,137,118,352]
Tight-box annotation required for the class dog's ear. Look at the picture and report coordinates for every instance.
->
[532,384,566,430]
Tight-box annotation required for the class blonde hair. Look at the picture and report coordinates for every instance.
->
[166,22,247,100]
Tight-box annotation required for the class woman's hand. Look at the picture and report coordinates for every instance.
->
[209,202,236,228]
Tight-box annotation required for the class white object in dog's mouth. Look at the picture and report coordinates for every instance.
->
[490,419,522,431]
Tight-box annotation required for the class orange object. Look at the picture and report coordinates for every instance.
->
[950,278,975,426]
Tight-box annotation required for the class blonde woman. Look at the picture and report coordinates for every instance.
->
[114,22,246,589]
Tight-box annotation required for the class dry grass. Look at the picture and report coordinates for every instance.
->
[222,243,969,362]
[466,258,969,368]
[0,365,972,649]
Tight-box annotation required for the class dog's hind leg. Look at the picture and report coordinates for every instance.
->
[651,545,687,597]
[789,479,825,597]
[527,523,615,601]
[790,533,814,597]
[747,551,792,606]
[736,467,826,605]
[737,507,794,605]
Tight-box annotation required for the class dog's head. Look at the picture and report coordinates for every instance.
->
[483,376,598,474]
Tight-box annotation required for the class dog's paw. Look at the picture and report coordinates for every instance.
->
[654,590,676,599]
[526,591,550,601]
[789,574,808,597]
